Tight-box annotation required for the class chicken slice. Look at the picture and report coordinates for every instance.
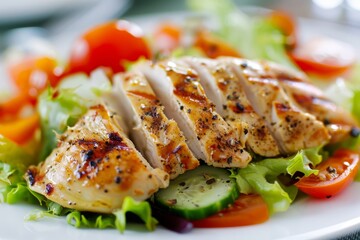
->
[111,71,199,179]
[138,60,251,168]
[26,104,169,213]
[223,57,330,154]
[263,61,359,143]
[185,57,280,157]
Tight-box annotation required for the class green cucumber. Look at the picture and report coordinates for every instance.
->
[154,165,239,220]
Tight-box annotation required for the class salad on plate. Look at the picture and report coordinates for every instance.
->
[1,0,360,235]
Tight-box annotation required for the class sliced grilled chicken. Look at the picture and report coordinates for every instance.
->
[138,60,251,168]
[111,71,199,179]
[223,58,330,154]
[26,104,169,213]
[263,61,359,143]
[185,57,281,157]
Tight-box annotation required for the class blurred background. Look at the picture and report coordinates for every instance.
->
[0,0,359,90]
[0,0,359,52]
[1,0,360,44]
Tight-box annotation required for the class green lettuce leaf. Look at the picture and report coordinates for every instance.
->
[0,135,39,203]
[0,136,35,172]
[113,196,157,233]
[38,70,111,161]
[230,147,323,213]
[65,197,156,233]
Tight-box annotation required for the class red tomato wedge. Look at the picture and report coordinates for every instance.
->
[192,194,269,228]
[295,149,360,199]
[289,38,356,77]
[67,20,151,75]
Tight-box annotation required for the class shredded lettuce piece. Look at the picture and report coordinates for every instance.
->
[230,147,323,213]
[37,70,111,160]
[66,211,115,229]
[187,0,297,69]
[0,136,35,171]
[0,135,39,203]
[113,196,157,233]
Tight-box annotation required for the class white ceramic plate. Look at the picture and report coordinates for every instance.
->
[1,10,360,240]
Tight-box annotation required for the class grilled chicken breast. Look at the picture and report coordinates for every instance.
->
[264,61,359,143]
[138,60,251,168]
[26,104,169,213]
[223,57,330,154]
[112,71,199,179]
[185,57,281,157]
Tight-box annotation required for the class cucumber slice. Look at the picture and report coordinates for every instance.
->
[154,165,239,220]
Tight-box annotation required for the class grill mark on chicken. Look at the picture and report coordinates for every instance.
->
[184,58,281,157]
[112,72,199,178]
[267,64,359,143]
[26,104,169,213]
[224,57,330,154]
[156,61,251,167]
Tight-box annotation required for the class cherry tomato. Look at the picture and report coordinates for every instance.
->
[67,20,151,75]
[0,113,39,144]
[7,56,61,105]
[153,23,182,53]
[192,194,269,228]
[289,38,356,77]
[268,11,297,49]
[194,31,242,59]
[295,149,360,199]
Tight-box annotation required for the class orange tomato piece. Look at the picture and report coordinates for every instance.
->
[194,31,241,59]
[153,23,182,53]
[7,56,61,104]
[268,11,297,49]
[0,113,39,144]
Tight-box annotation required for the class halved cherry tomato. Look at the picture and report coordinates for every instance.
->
[67,20,151,75]
[268,11,297,49]
[153,23,182,53]
[192,194,269,228]
[295,149,360,199]
[194,31,242,59]
[289,38,356,78]
[0,113,39,144]
[7,56,61,105]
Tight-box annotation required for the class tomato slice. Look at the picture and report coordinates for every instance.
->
[67,20,151,75]
[192,194,269,228]
[194,31,241,59]
[295,149,360,199]
[289,38,356,77]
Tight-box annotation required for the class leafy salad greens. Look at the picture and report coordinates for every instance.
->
[1,0,360,234]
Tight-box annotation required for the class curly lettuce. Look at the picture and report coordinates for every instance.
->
[230,147,323,213]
